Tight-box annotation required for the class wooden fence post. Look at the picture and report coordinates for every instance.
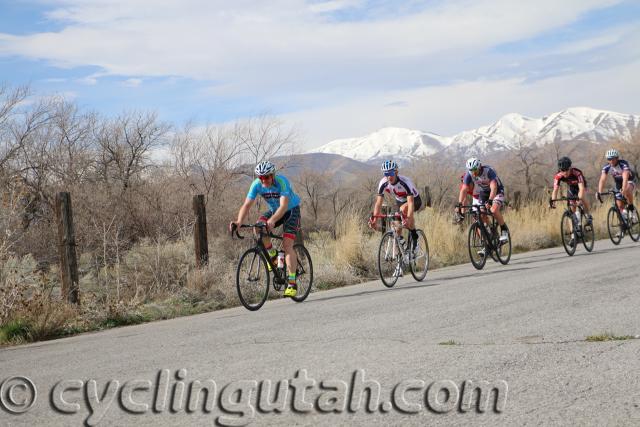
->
[55,192,79,305]
[423,185,432,208]
[193,195,209,267]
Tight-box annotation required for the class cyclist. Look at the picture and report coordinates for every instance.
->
[457,158,510,248]
[549,156,593,226]
[229,160,301,297]
[596,148,637,222]
[369,160,423,273]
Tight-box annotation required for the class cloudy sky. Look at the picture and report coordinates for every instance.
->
[1,0,639,149]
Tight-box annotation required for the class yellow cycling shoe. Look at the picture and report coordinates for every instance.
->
[284,285,297,297]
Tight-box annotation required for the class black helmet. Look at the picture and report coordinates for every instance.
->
[558,156,572,171]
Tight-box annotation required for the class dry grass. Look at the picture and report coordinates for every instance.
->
[0,199,631,345]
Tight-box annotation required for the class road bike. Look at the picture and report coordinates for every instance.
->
[549,197,594,256]
[371,212,429,287]
[597,189,640,244]
[459,204,511,270]
[231,223,313,311]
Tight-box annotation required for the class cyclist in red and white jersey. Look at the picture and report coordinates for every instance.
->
[369,160,423,247]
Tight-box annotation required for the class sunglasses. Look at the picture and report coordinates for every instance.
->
[384,171,396,177]
[258,175,273,182]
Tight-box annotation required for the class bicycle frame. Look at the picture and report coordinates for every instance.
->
[372,212,411,264]
[460,204,500,254]
[232,224,291,287]
[599,189,630,230]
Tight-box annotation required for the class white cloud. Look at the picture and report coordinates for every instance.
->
[122,78,143,87]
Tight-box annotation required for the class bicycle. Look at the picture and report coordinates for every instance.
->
[231,223,313,311]
[459,204,512,270]
[597,189,640,244]
[371,212,429,287]
[549,197,595,256]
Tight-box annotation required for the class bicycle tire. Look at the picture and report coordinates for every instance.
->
[581,213,595,252]
[290,244,314,302]
[560,211,577,256]
[607,207,623,245]
[496,227,512,265]
[236,248,270,311]
[409,229,429,282]
[378,231,400,287]
[468,222,487,270]
[628,210,640,242]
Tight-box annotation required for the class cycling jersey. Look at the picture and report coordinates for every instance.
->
[462,165,504,198]
[554,168,587,191]
[460,173,474,196]
[602,159,636,189]
[247,175,300,212]
[377,175,420,203]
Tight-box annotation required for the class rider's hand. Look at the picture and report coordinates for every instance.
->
[229,221,238,233]
[266,219,276,231]
[485,200,493,210]
[596,192,603,204]
[549,199,555,209]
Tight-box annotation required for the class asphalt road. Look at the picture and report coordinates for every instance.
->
[1,238,640,426]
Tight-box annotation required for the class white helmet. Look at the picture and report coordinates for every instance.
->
[466,157,481,171]
[254,160,276,176]
[605,149,620,160]
[381,160,398,172]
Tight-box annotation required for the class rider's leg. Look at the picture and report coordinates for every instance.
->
[624,182,635,210]
[258,212,276,260]
[399,202,419,249]
[282,207,300,296]
[491,195,509,240]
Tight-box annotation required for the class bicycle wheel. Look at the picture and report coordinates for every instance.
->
[291,244,313,302]
[236,248,270,311]
[607,207,623,245]
[496,227,512,265]
[560,211,577,256]
[628,210,640,242]
[409,229,429,282]
[581,214,595,252]
[377,231,400,287]
[488,221,500,263]
[468,223,487,270]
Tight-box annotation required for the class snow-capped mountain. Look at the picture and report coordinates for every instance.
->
[309,107,640,162]
[308,127,450,163]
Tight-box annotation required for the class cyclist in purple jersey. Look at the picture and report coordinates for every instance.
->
[456,157,509,244]
[369,160,423,249]
[597,148,636,220]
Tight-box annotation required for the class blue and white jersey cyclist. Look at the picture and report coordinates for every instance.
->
[369,160,423,258]
[597,148,637,221]
[457,157,510,244]
[229,160,301,297]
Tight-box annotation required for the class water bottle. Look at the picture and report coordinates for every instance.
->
[574,209,581,225]
[277,251,285,269]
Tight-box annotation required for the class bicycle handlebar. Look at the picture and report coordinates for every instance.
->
[371,213,404,220]
[230,223,279,240]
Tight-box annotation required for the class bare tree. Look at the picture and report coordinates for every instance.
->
[233,115,298,174]
[95,111,170,191]
[171,123,243,204]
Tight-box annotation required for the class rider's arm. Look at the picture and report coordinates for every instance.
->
[597,171,607,193]
[373,195,384,216]
[622,170,630,191]
[458,185,470,205]
[235,198,256,224]
[551,186,559,201]
[270,196,290,223]
[578,182,585,200]
[489,179,498,201]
